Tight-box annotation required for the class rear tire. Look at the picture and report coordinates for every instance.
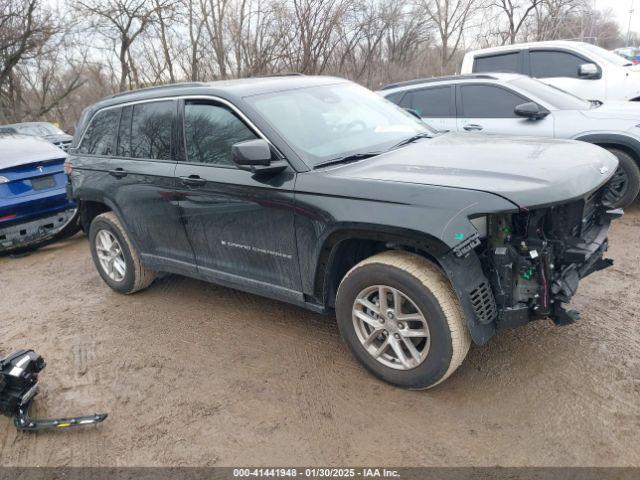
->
[603,148,640,208]
[89,212,156,294]
[335,250,470,389]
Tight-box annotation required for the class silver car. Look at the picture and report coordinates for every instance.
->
[379,73,640,207]
[0,122,73,152]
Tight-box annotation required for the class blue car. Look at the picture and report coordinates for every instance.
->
[0,134,79,254]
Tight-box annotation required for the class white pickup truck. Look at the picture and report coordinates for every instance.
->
[461,41,640,102]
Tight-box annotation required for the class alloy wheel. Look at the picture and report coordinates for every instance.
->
[95,229,126,282]
[352,285,431,370]
[603,166,629,206]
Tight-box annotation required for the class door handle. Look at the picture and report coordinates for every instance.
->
[463,124,483,131]
[108,168,128,178]
[179,175,206,187]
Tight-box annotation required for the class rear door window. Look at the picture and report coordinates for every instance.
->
[410,86,452,117]
[474,52,520,73]
[130,101,174,160]
[459,84,527,118]
[78,109,120,155]
[530,50,586,78]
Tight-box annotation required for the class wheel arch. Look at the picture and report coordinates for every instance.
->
[80,198,147,256]
[78,199,113,232]
[313,226,451,309]
[575,133,640,166]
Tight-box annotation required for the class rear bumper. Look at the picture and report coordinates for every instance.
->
[0,208,77,253]
[0,189,75,223]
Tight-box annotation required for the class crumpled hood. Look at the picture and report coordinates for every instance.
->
[0,134,67,171]
[581,101,640,121]
[330,133,618,208]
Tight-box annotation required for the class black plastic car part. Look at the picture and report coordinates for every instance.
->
[0,349,107,431]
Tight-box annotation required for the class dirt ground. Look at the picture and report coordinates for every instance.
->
[0,204,638,467]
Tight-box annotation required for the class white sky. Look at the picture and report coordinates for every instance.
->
[599,0,640,38]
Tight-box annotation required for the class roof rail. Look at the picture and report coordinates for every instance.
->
[254,72,305,78]
[380,74,497,90]
[105,81,208,100]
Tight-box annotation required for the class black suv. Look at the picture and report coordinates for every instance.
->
[67,76,620,388]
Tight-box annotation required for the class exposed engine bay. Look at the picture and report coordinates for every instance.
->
[474,189,621,329]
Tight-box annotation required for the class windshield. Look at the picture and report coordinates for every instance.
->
[580,43,633,67]
[509,77,591,110]
[245,83,434,166]
[14,123,65,136]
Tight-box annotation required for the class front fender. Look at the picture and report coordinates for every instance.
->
[573,132,640,159]
[294,173,518,315]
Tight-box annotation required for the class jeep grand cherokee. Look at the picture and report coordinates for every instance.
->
[66,76,620,388]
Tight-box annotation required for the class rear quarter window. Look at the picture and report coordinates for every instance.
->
[474,52,521,73]
[78,109,120,155]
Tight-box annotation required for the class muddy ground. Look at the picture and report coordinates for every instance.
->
[0,204,638,467]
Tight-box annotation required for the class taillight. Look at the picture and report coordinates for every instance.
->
[0,214,16,222]
[63,162,73,175]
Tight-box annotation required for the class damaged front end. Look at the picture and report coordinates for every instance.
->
[481,188,621,328]
[441,187,621,344]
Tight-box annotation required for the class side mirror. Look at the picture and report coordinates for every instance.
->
[578,63,600,79]
[514,102,549,120]
[404,108,422,119]
[231,138,286,174]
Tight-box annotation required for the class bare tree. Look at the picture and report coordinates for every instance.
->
[273,0,354,74]
[153,0,179,83]
[488,0,543,44]
[201,0,231,79]
[184,0,206,80]
[0,0,56,86]
[421,0,479,73]
[2,0,634,130]
[533,0,585,41]
[0,0,88,125]
[75,0,171,91]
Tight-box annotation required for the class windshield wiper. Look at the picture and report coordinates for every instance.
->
[314,152,382,169]
[388,132,432,151]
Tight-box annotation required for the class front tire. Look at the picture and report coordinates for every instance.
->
[603,148,640,208]
[89,212,156,294]
[335,250,470,389]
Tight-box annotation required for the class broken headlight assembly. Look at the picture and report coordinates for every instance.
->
[473,198,615,329]
[0,349,107,431]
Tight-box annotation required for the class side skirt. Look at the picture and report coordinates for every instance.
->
[140,253,327,314]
